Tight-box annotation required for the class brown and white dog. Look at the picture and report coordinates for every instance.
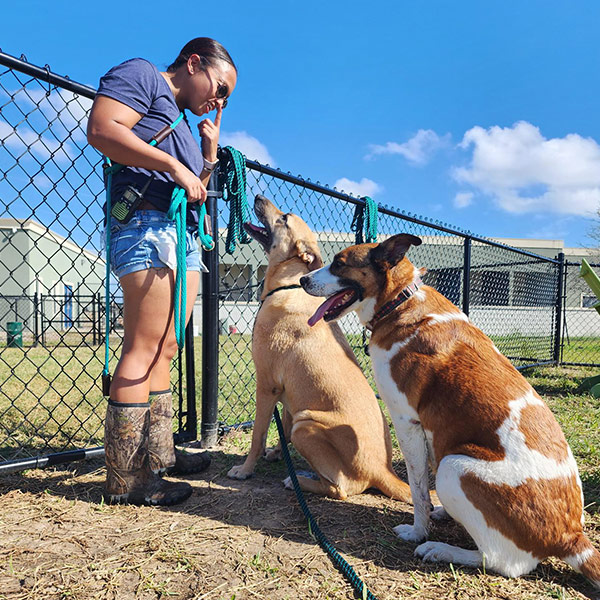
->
[227,196,413,502]
[300,233,600,586]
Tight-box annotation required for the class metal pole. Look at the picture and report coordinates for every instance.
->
[462,237,472,316]
[92,293,97,346]
[180,312,197,442]
[200,169,220,448]
[553,252,565,365]
[33,292,39,347]
[97,291,102,345]
[41,293,45,346]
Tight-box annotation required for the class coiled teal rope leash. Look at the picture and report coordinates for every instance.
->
[220,146,252,254]
[351,196,378,357]
[166,186,188,351]
[273,407,379,600]
[165,187,214,350]
[351,196,378,244]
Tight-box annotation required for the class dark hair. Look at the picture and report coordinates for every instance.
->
[167,37,237,73]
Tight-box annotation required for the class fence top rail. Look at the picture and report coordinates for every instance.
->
[1,49,558,267]
[0,49,96,99]
[246,160,560,265]
[566,261,600,268]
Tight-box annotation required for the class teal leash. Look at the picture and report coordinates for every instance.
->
[166,187,188,351]
[273,407,379,600]
[351,196,378,244]
[220,146,252,254]
[351,196,378,356]
[166,187,215,350]
[102,164,115,395]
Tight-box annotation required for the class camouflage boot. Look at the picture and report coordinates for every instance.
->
[104,399,193,506]
[148,390,211,475]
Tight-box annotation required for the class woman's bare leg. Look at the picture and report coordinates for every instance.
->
[110,268,200,403]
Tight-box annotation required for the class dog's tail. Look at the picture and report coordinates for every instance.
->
[375,469,412,503]
[563,533,600,589]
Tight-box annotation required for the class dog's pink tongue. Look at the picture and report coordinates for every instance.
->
[307,291,346,327]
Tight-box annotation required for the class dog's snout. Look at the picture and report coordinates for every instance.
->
[300,275,309,289]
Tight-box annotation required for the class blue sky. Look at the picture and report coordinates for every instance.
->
[3,0,600,248]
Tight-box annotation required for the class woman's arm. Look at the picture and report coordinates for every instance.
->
[87,96,206,204]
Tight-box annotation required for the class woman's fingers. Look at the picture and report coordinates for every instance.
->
[214,104,223,128]
[170,162,207,204]
[186,180,207,204]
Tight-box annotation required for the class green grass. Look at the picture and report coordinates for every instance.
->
[560,337,600,365]
[0,334,258,459]
[2,332,600,496]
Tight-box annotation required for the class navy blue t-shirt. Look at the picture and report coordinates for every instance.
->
[97,58,203,218]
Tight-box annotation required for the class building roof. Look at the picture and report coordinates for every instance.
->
[0,218,102,263]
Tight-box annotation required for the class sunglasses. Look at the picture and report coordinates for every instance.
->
[206,68,229,108]
[216,82,229,108]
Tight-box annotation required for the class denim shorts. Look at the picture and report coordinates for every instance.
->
[108,210,207,279]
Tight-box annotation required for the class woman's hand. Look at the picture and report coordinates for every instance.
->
[169,161,207,204]
[198,104,222,162]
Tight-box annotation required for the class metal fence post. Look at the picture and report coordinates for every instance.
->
[462,236,472,316]
[180,312,198,443]
[553,252,565,365]
[41,293,46,347]
[200,169,220,448]
[91,293,97,346]
[33,291,39,347]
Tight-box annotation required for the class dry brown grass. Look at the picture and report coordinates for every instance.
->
[2,366,600,600]
[1,441,599,600]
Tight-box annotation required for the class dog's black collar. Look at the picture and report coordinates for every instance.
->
[261,284,303,302]
[367,277,423,331]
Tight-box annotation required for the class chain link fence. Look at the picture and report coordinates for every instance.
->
[0,52,195,471]
[215,165,563,428]
[560,261,600,367]
[0,50,585,472]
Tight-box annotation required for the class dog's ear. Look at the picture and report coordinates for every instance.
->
[370,234,422,269]
[295,240,324,272]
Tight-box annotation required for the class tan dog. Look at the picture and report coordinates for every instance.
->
[227,196,412,502]
[300,233,600,587]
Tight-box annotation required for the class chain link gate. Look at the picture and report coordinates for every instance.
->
[0,50,569,472]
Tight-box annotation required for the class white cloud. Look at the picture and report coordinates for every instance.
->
[454,191,474,209]
[453,121,600,216]
[0,121,75,163]
[220,131,275,166]
[3,87,92,143]
[333,177,382,198]
[366,129,451,165]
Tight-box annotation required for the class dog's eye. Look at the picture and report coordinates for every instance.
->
[333,258,343,269]
[278,214,289,224]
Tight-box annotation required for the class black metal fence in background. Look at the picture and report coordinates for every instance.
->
[560,261,600,367]
[0,50,589,474]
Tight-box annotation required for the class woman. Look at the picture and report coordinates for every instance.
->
[87,38,237,506]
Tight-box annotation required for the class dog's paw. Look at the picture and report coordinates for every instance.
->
[227,465,253,480]
[282,476,293,490]
[430,506,451,521]
[393,524,428,544]
[415,541,452,562]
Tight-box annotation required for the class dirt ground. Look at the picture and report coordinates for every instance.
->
[1,433,599,600]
